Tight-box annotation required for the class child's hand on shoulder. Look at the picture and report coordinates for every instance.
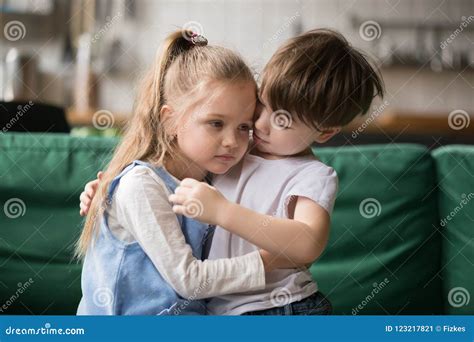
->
[168,178,229,225]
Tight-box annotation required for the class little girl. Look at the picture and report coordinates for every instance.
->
[75,30,276,315]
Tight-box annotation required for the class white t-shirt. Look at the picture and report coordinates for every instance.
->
[207,153,338,315]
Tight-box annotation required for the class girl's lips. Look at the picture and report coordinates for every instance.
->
[215,155,235,162]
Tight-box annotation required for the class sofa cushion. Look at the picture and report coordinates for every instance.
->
[0,133,117,314]
[432,145,474,315]
[312,144,443,314]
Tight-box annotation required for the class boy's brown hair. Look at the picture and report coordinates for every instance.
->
[260,28,384,130]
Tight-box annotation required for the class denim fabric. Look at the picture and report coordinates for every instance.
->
[77,160,209,315]
[241,291,332,315]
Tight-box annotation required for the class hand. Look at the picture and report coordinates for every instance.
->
[168,178,229,226]
[79,171,103,216]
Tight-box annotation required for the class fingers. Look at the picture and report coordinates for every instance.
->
[171,205,186,216]
[85,180,99,197]
[79,191,91,216]
[79,202,89,216]
[80,171,102,217]
[180,178,199,187]
[80,191,91,207]
[174,186,190,196]
[168,193,186,205]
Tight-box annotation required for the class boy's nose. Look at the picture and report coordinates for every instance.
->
[254,112,270,135]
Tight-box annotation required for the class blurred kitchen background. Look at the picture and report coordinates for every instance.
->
[0,0,473,146]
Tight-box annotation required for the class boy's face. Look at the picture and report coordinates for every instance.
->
[252,96,321,157]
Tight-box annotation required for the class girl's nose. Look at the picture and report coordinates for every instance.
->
[222,132,238,149]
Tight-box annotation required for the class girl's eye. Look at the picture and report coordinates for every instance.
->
[208,121,223,128]
[239,124,251,131]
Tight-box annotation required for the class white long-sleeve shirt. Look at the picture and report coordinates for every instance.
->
[106,165,266,300]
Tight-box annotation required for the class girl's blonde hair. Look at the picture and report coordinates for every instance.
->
[75,30,255,259]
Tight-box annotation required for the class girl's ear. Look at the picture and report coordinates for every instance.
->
[160,105,174,121]
[314,127,341,143]
[160,105,177,137]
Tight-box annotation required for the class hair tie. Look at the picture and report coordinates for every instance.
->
[190,32,208,46]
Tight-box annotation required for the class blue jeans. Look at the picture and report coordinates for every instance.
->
[241,291,332,315]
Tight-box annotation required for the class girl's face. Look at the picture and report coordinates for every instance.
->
[173,80,256,178]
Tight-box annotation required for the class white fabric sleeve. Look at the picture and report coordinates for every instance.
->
[285,163,338,216]
[112,166,266,299]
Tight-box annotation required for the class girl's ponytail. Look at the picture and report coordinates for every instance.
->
[75,30,198,259]
[152,31,206,111]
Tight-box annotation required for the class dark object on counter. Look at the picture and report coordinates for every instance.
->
[0,101,70,133]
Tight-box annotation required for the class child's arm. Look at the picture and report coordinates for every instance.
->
[170,179,330,265]
[109,168,274,300]
[259,249,312,269]
[80,175,309,269]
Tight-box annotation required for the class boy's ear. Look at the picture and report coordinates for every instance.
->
[314,127,341,143]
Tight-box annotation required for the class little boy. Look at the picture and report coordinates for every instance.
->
[169,28,384,315]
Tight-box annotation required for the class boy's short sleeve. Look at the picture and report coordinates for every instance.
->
[284,163,338,216]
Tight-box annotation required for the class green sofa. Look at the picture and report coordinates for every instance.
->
[0,133,472,315]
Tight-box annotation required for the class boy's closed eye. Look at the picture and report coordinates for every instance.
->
[239,123,252,131]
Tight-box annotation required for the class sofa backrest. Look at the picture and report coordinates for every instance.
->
[0,133,116,314]
[314,144,443,314]
[432,145,474,315]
